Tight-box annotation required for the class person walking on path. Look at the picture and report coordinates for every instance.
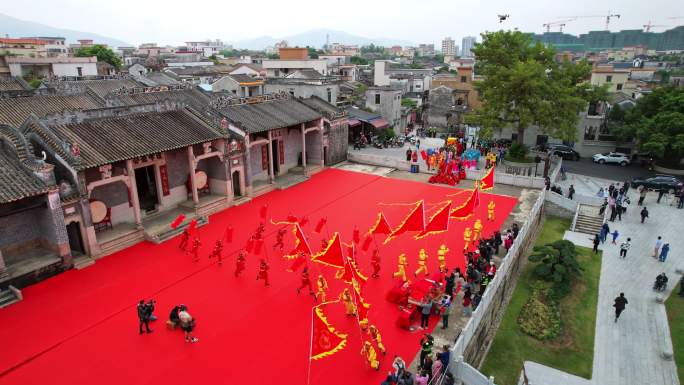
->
[440,295,451,329]
[592,234,600,254]
[638,187,647,206]
[600,223,610,244]
[611,229,619,244]
[568,185,575,200]
[659,243,670,262]
[420,299,431,329]
[619,238,631,258]
[613,293,628,322]
[640,207,649,223]
[137,300,152,335]
[653,236,663,258]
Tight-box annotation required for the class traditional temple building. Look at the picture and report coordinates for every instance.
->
[0,76,347,291]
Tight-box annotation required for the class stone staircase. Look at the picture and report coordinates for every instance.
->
[0,286,21,308]
[99,229,145,257]
[72,254,95,270]
[573,204,604,235]
[144,214,208,245]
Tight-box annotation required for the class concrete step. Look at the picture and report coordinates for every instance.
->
[232,196,252,206]
[0,289,20,308]
[197,198,229,217]
[72,255,95,270]
[146,216,209,245]
[99,229,145,257]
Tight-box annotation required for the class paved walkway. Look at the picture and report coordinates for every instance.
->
[591,189,682,385]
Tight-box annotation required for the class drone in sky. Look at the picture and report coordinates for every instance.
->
[498,14,510,23]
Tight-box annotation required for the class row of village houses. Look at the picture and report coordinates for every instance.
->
[0,76,349,291]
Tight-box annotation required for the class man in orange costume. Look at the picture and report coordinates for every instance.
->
[488,200,496,221]
[473,219,483,242]
[393,253,408,281]
[414,248,428,277]
[361,341,380,370]
[256,258,270,286]
[463,227,472,251]
[437,244,449,273]
[368,324,386,355]
[340,288,356,316]
[315,275,328,303]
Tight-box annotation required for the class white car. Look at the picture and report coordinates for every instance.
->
[592,152,631,166]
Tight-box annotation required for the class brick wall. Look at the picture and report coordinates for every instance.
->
[326,120,349,165]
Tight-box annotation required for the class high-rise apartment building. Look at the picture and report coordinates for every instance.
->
[461,36,477,57]
[442,37,456,56]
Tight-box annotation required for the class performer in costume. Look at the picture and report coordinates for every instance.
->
[463,227,472,251]
[273,227,287,251]
[255,223,266,239]
[210,239,224,265]
[361,341,380,370]
[340,288,356,316]
[488,200,496,221]
[296,267,315,296]
[437,244,449,273]
[473,219,483,242]
[414,248,428,277]
[178,228,190,251]
[315,275,328,303]
[234,251,246,277]
[393,253,408,281]
[320,238,328,251]
[256,258,270,286]
[368,325,386,355]
[371,249,381,278]
[191,237,201,262]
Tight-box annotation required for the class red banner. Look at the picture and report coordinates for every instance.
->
[415,201,451,239]
[311,303,348,361]
[480,166,494,191]
[159,164,170,196]
[383,201,425,245]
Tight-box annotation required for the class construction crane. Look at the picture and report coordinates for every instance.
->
[643,21,668,32]
[560,11,621,30]
[543,19,576,33]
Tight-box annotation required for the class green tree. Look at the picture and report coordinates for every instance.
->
[350,56,368,65]
[529,240,581,298]
[219,49,236,57]
[75,44,122,70]
[468,30,603,144]
[610,86,684,167]
[306,46,320,59]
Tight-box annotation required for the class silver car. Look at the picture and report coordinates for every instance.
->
[592,152,631,166]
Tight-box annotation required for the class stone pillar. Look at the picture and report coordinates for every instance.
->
[186,146,199,206]
[244,138,252,195]
[301,123,307,176]
[46,189,72,266]
[0,249,8,280]
[125,159,143,228]
[267,130,275,183]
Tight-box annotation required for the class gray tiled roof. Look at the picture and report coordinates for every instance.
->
[219,98,321,133]
[0,94,105,127]
[229,74,262,84]
[299,96,343,118]
[60,78,144,97]
[47,109,223,170]
[0,77,28,92]
[0,146,50,204]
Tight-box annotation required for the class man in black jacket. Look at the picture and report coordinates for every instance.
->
[613,293,628,322]
[137,299,153,334]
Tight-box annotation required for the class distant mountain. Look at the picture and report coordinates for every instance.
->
[0,13,130,48]
[234,28,414,50]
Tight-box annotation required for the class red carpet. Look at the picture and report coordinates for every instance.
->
[0,169,516,385]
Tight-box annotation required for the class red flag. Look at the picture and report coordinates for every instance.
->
[450,182,480,221]
[351,279,370,320]
[314,217,327,233]
[287,254,307,272]
[224,226,233,243]
[299,216,309,227]
[352,227,360,244]
[420,150,427,160]
[170,214,185,229]
[311,303,348,361]
[259,204,268,219]
[287,214,298,223]
[254,238,264,255]
[383,201,425,245]
[368,213,392,235]
[415,201,452,239]
[282,223,312,259]
[336,257,368,284]
[361,235,373,252]
[311,232,345,268]
[188,219,198,235]
[480,166,495,191]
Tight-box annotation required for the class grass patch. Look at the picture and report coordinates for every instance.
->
[479,217,601,385]
[666,288,684,381]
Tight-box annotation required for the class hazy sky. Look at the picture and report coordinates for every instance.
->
[4,0,684,46]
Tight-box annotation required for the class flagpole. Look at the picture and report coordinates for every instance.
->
[307,305,315,385]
